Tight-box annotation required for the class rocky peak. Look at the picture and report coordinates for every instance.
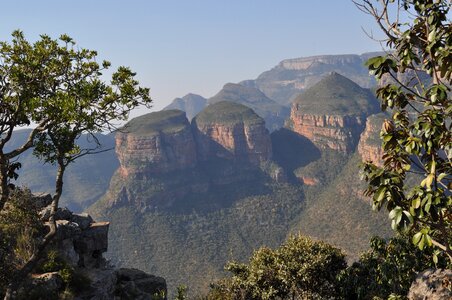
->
[116,109,197,176]
[290,73,379,153]
[163,93,207,120]
[208,83,289,131]
[193,101,272,165]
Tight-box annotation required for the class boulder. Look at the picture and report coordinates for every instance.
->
[408,269,452,300]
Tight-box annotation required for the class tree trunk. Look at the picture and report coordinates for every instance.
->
[0,153,9,211]
[3,160,65,300]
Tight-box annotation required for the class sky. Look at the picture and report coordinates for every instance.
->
[1,0,383,117]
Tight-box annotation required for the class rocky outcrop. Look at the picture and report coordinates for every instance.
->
[290,112,366,153]
[408,269,452,300]
[116,110,197,176]
[25,193,167,299]
[208,83,290,131]
[163,93,207,120]
[193,101,272,165]
[242,53,380,105]
[290,73,379,153]
[358,113,387,166]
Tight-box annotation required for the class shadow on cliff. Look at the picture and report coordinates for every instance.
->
[271,128,321,182]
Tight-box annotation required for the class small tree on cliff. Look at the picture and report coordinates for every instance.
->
[0,31,151,299]
[355,0,451,261]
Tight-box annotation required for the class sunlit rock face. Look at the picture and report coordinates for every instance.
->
[115,110,197,176]
[290,72,379,153]
[358,113,387,167]
[192,101,272,165]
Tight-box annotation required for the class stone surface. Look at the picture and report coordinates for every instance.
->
[71,212,94,230]
[290,73,379,153]
[357,113,387,167]
[116,110,197,176]
[116,268,167,297]
[193,101,272,165]
[408,269,452,300]
[31,193,53,210]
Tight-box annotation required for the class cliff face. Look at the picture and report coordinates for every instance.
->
[116,110,197,176]
[243,53,380,105]
[290,73,379,153]
[290,111,366,153]
[193,101,272,165]
[357,113,387,167]
[208,83,289,131]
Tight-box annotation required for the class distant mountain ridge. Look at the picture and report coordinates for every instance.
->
[163,93,207,120]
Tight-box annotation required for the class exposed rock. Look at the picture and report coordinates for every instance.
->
[31,193,53,210]
[193,101,272,165]
[408,269,452,300]
[208,83,289,131]
[71,212,94,230]
[300,176,319,186]
[116,268,167,296]
[163,93,207,120]
[116,110,197,176]
[242,52,379,105]
[357,113,387,167]
[290,73,379,153]
[27,203,167,299]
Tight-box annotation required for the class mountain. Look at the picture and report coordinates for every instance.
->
[6,130,118,212]
[241,53,380,106]
[163,93,207,120]
[89,90,390,295]
[290,72,379,153]
[207,83,290,131]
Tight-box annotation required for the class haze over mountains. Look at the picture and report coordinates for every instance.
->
[11,52,392,294]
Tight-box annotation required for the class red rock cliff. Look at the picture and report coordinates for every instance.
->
[193,101,272,165]
[115,110,197,176]
[357,113,387,167]
[289,72,379,153]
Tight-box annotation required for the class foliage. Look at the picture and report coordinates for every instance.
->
[208,234,346,300]
[193,101,264,126]
[357,0,452,260]
[340,235,451,299]
[0,30,151,298]
[0,189,43,295]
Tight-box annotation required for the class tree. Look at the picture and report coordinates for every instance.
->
[356,0,451,261]
[0,31,151,299]
[339,235,451,299]
[209,234,346,299]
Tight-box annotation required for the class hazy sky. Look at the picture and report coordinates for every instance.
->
[1,0,383,117]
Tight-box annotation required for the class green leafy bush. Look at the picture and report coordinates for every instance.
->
[209,234,346,299]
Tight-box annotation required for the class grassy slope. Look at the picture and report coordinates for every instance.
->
[291,153,392,261]
[293,72,379,116]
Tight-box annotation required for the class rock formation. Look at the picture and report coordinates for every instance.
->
[357,113,387,166]
[116,110,197,176]
[208,83,289,131]
[25,193,167,299]
[193,101,272,165]
[242,52,380,105]
[163,93,207,120]
[408,269,452,300]
[290,72,379,153]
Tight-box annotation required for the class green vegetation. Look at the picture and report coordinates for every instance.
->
[194,101,264,126]
[91,183,305,296]
[0,30,151,298]
[208,234,346,300]
[122,110,189,136]
[293,72,379,115]
[206,84,289,130]
[358,0,452,260]
[292,154,392,261]
[340,235,451,299]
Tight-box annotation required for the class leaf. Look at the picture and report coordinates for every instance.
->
[412,231,422,244]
